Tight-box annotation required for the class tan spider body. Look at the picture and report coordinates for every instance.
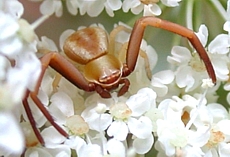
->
[22,16,216,145]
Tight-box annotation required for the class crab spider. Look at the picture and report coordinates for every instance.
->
[22,16,216,145]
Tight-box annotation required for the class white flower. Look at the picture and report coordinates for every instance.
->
[167,25,229,92]
[155,94,211,156]
[0,0,23,18]
[122,0,144,15]
[81,94,113,132]
[107,88,156,154]
[0,111,24,156]
[40,0,63,17]
[151,70,181,102]
[194,103,230,156]
[143,4,162,16]
[223,0,230,33]
[0,1,51,156]
[23,126,71,157]
[161,0,181,7]
[123,0,162,15]
[123,0,180,16]
[0,0,42,111]
[80,0,121,17]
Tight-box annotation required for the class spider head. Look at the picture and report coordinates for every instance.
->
[83,54,123,88]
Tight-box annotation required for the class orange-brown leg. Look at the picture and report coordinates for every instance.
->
[117,78,130,96]
[125,16,216,84]
[22,91,45,145]
[95,85,112,98]
[22,52,96,145]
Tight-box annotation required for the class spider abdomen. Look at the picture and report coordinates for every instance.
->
[63,27,109,64]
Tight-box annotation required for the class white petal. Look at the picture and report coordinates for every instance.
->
[152,70,174,84]
[218,143,230,157]
[133,135,154,154]
[0,111,24,155]
[78,144,102,157]
[107,139,125,157]
[40,0,55,16]
[3,0,24,18]
[212,58,229,81]
[46,145,71,156]
[207,103,228,122]
[195,24,208,46]
[126,88,156,117]
[39,36,58,52]
[223,21,230,32]
[87,1,105,17]
[167,46,191,65]
[50,91,74,118]
[188,126,210,147]
[106,0,122,11]
[151,79,168,97]
[25,147,52,157]
[143,4,162,16]
[158,134,176,156]
[107,121,128,141]
[227,0,230,15]
[208,34,230,54]
[128,117,152,139]
[41,126,66,147]
[0,12,19,40]
[175,66,195,90]
[161,0,181,7]
[216,120,230,136]
[66,0,79,15]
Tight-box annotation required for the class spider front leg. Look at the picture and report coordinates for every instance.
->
[22,52,96,145]
[125,16,216,84]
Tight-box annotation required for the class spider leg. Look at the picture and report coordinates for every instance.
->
[139,49,152,80]
[52,72,62,93]
[22,52,97,145]
[126,16,216,84]
[40,52,95,92]
[119,42,152,79]
[95,85,112,98]
[22,91,45,145]
[117,78,130,97]
[109,25,131,55]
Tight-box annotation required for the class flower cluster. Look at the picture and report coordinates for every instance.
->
[1,0,230,157]
[0,0,42,155]
[31,0,181,17]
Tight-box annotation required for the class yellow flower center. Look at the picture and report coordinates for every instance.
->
[66,115,89,136]
[189,53,206,72]
[206,129,225,148]
[109,102,132,120]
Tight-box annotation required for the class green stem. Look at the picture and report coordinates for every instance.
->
[186,0,195,30]
[210,0,228,21]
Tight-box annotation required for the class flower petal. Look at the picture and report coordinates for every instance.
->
[128,117,152,139]
[107,121,128,141]
[133,135,154,154]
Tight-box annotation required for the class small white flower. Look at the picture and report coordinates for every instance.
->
[40,0,63,17]
[143,4,162,16]
[156,94,211,156]
[107,88,156,154]
[0,0,24,18]
[168,24,229,92]
[122,0,144,15]
[161,0,181,7]
[81,94,113,132]
[0,111,24,156]
[151,70,180,101]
